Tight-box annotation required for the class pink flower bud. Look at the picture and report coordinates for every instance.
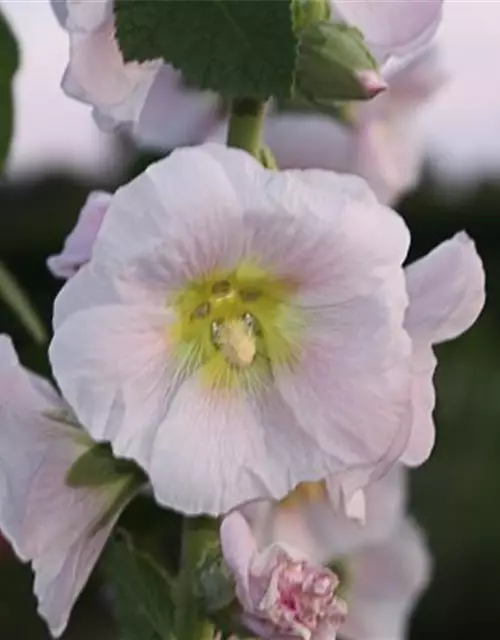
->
[221,511,347,640]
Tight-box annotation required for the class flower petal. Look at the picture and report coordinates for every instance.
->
[50,303,177,467]
[244,466,407,565]
[401,346,437,466]
[220,511,257,608]
[341,518,432,640]
[47,190,111,279]
[136,66,220,149]
[90,146,247,274]
[147,372,337,514]
[333,0,443,59]
[0,335,126,638]
[275,273,412,485]
[242,167,410,305]
[404,232,485,345]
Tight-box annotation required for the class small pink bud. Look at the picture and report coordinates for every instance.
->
[356,70,388,99]
[221,512,347,640]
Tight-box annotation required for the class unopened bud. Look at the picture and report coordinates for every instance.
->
[296,21,386,103]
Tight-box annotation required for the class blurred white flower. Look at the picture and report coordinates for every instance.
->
[47,190,112,279]
[51,0,219,150]
[49,143,413,517]
[331,0,443,61]
[0,335,142,637]
[263,48,446,204]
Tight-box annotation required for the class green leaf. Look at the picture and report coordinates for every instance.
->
[0,10,20,171]
[103,532,174,640]
[66,441,145,488]
[0,261,48,345]
[114,0,297,99]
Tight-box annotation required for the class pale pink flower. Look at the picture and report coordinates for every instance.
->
[263,48,446,204]
[49,143,413,516]
[51,0,219,149]
[0,334,138,637]
[331,0,443,61]
[47,190,112,279]
[221,510,347,640]
[238,467,431,640]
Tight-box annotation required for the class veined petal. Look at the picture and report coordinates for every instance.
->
[243,167,410,306]
[275,273,412,480]
[405,233,485,344]
[148,373,336,515]
[50,303,178,468]
[91,146,247,272]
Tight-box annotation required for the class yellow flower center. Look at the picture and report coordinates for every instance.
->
[170,263,302,390]
[280,480,328,510]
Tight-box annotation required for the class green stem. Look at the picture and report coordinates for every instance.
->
[174,517,215,640]
[226,98,266,158]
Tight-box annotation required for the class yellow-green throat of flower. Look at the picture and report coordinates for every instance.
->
[170,263,302,390]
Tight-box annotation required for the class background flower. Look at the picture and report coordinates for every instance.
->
[47,190,112,279]
[233,466,432,640]
[263,48,445,204]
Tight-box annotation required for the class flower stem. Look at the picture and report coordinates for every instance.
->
[226,98,266,158]
[174,516,215,640]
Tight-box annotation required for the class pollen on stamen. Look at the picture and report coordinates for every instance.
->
[211,316,257,368]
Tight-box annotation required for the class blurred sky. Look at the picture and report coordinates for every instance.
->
[2,0,500,184]
[2,0,118,178]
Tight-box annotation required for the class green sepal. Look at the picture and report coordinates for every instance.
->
[296,20,383,103]
[103,531,175,640]
[66,441,145,488]
[114,0,298,99]
[328,556,353,601]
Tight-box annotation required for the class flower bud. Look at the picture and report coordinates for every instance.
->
[296,21,387,103]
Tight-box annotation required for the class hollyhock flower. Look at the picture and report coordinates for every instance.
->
[49,142,413,516]
[220,510,347,640]
[330,0,443,61]
[51,0,220,149]
[47,190,112,279]
[234,467,431,640]
[0,335,143,637]
[262,48,445,204]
